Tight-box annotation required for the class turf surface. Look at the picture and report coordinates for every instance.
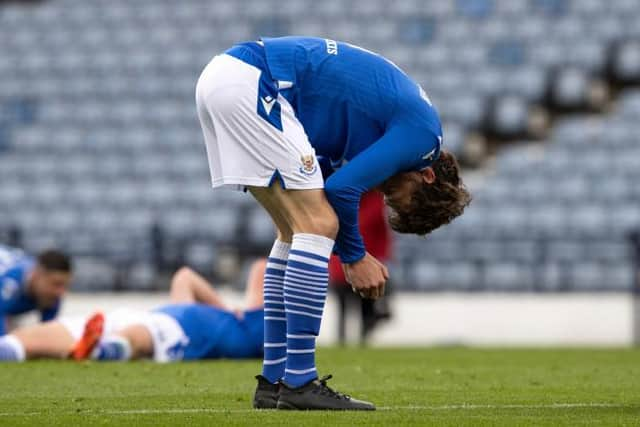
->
[0,347,638,426]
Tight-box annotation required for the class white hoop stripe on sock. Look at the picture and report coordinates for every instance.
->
[263,357,287,365]
[287,349,315,354]
[285,367,317,375]
[284,308,323,319]
[286,334,315,339]
[283,293,326,304]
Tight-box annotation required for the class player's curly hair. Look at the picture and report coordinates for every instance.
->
[388,150,471,235]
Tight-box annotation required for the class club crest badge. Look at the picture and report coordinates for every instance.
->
[300,154,318,176]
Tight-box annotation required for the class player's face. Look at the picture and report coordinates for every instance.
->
[380,172,418,212]
[31,269,70,308]
[379,168,435,213]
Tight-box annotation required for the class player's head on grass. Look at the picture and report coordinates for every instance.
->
[29,249,73,308]
[380,149,471,235]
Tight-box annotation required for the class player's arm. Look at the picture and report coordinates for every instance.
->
[324,125,438,262]
[41,300,60,322]
[169,267,231,310]
[0,274,12,335]
[324,125,439,297]
[243,258,267,310]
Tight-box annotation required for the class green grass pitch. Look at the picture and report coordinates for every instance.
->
[1,347,638,426]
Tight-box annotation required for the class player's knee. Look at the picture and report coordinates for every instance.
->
[325,209,340,239]
[308,208,339,239]
[172,267,194,285]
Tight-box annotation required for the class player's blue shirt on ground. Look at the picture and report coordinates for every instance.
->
[0,245,60,335]
[155,303,264,360]
[226,36,443,263]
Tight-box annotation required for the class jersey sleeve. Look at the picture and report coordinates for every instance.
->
[0,270,13,335]
[0,268,21,315]
[324,125,441,263]
[41,300,61,322]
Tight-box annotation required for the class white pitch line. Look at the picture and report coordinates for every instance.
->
[0,402,630,417]
[381,403,627,411]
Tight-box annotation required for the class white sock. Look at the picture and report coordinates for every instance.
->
[0,335,26,361]
[92,335,132,361]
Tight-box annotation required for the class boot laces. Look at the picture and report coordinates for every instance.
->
[315,375,350,400]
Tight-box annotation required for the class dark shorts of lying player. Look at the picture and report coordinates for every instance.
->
[0,261,267,362]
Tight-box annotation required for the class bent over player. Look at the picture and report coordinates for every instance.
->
[195,36,471,410]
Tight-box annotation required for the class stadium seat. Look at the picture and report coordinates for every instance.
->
[1,0,638,291]
[247,208,276,247]
[569,262,606,290]
[484,262,534,291]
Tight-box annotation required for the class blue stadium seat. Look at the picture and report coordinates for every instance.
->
[484,262,534,291]
[409,261,477,291]
[537,262,564,291]
[182,242,217,274]
[605,263,634,291]
[569,262,606,290]
[247,208,276,246]
[0,0,638,291]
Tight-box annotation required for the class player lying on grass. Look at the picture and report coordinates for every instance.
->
[196,36,471,410]
[1,245,72,335]
[0,261,266,363]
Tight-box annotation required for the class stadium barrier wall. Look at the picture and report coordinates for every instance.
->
[14,292,634,347]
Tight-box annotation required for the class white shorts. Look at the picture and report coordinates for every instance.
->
[195,53,324,191]
[60,308,189,363]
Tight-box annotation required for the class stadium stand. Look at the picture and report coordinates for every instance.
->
[0,0,638,291]
[401,90,640,291]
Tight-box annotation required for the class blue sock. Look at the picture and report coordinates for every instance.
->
[283,233,334,387]
[0,335,25,361]
[93,335,132,361]
[261,240,291,383]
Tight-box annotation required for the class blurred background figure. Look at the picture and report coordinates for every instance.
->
[0,260,265,362]
[0,245,72,335]
[329,191,393,345]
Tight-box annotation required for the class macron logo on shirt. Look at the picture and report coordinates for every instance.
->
[261,95,276,115]
[421,137,442,163]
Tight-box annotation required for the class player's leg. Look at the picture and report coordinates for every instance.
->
[251,184,337,386]
[77,310,182,362]
[0,321,75,361]
[82,309,186,362]
[92,325,151,361]
[70,312,105,360]
[251,183,338,388]
[169,267,199,303]
[69,310,148,361]
[251,184,374,410]
[250,192,293,408]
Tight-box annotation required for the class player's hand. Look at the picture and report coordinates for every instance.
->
[342,252,389,300]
